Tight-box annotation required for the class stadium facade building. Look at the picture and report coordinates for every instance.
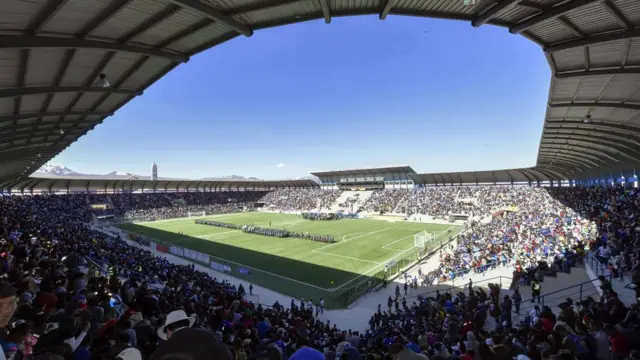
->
[4,164,638,194]
[1,0,640,191]
[3,162,640,193]
[0,175,318,194]
[311,166,416,190]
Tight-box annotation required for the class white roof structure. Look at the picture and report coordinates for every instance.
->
[1,0,639,184]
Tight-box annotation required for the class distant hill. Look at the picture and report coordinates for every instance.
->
[35,165,142,179]
[37,164,83,176]
[104,171,137,177]
[34,166,273,182]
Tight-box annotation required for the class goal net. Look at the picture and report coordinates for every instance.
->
[188,211,206,217]
[414,231,434,249]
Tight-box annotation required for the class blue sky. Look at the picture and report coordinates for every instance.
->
[52,15,551,180]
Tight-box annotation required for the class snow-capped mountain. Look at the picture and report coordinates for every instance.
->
[34,166,308,182]
[105,171,136,177]
[298,175,320,182]
[35,165,141,179]
[36,164,82,176]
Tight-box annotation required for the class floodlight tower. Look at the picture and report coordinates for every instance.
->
[152,162,158,181]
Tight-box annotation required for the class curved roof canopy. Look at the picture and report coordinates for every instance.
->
[1,0,640,182]
[311,165,416,178]
[409,167,569,185]
[0,176,318,193]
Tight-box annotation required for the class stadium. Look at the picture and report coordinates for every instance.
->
[1,1,640,360]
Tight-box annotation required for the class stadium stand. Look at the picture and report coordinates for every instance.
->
[360,189,407,214]
[1,185,639,360]
[259,189,341,212]
[111,192,266,222]
[423,187,585,284]
[354,186,524,219]
[2,0,640,358]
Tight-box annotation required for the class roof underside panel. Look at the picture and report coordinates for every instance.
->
[0,0,639,182]
[0,177,319,192]
[311,166,417,178]
[409,167,569,185]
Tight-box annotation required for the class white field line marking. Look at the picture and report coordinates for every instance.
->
[329,225,460,291]
[331,245,417,292]
[385,247,409,251]
[381,225,457,250]
[202,251,332,291]
[342,233,364,241]
[198,229,240,238]
[386,226,457,232]
[381,234,415,250]
[312,251,383,265]
[137,218,460,293]
[135,212,244,224]
[313,227,393,252]
[275,220,306,227]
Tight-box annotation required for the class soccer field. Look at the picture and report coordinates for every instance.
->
[117,212,460,308]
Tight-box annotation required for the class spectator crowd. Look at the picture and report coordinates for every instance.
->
[89,192,267,222]
[259,190,341,212]
[358,186,527,218]
[361,189,407,214]
[422,187,596,285]
[0,184,639,360]
[301,213,339,221]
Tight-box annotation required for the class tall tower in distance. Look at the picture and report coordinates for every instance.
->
[152,162,158,181]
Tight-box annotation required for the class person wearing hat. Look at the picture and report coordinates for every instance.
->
[158,310,196,340]
[116,347,143,360]
[33,311,90,354]
[150,310,231,360]
[388,343,428,360]
[290,347,325,360]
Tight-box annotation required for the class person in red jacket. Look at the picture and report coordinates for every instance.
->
[605,325,630,360]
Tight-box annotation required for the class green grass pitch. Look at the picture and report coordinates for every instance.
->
[117,212,460,308]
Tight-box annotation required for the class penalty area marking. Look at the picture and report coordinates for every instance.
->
[342,232,364,241]
[313,227,393,252]
[380,225,458,250]
[326,225,462,291]
[330,245,417,292]
[311,250,383,265]
[381,234,415,250]
[311,227,395,267]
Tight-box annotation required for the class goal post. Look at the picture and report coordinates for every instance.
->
[414,231,434,249]
[188,211,206,217]
[414,231,426,249]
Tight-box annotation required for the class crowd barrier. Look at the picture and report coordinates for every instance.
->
[85,256,155,283]
[513,278,604,324]
[405,275,512,303]
[585,250,612,278]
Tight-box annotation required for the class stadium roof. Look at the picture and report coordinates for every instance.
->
[1,0,640,182]
[0,176,318,193]
[311,166,417,178]
[409,167,569,185]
